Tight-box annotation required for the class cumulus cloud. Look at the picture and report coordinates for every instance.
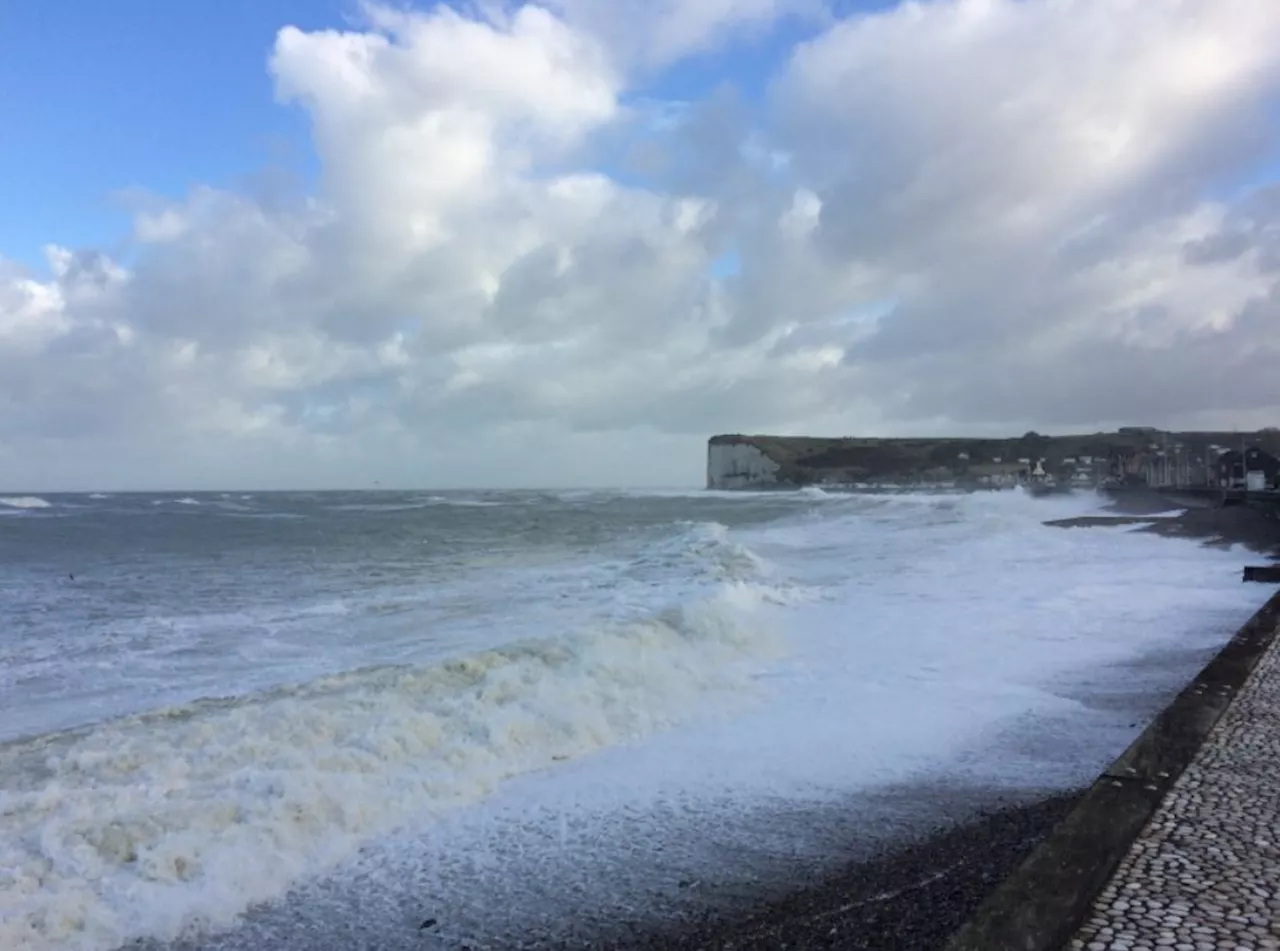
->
[4,0,1280,488]
[774,0,1280,426]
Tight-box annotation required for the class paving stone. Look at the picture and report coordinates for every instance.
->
[1067,637,1280,949]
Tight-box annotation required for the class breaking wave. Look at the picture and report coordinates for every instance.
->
[0,496,51,510]
[327,497,507,513]
[796,485,835,499]
[0,574,785,951]
[327,501,435,512]
[637,520,782,587]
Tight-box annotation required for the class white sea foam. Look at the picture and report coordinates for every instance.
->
[615,487,831,501]
[0,486,1266,951]
[0,496,51,509]
[0,581,783,951]
[327,496,507,512]
[327,500,435,512]
[175,488,1267,950]
[636,520,784,588]
[796,485,834,499]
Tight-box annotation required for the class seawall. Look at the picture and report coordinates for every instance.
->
[944,587,1280,951]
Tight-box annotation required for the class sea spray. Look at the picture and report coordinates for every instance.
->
[0,579,785,951]
[0,496,52,510]
[0,486,1265,951]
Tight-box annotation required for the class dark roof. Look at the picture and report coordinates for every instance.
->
[1219,447,1280,468]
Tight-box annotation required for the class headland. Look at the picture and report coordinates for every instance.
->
[707,429,1280,492]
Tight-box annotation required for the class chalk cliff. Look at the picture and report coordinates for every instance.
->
[706,440,781,490]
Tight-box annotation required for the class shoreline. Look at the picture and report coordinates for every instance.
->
[549,791,1081,951]
[1044,486,1280,558]
[946,587,1280,951]
[552,491,1280,951]
[117,488,1275,951]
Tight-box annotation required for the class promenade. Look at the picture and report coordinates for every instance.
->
[1066,629,1280,951]
[946,591,1280,951]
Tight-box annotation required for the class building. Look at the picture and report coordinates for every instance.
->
[1109,449,1149,483]
[1217,447,1280,489]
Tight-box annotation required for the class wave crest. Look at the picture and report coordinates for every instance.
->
[628,520,778,587]
[0,582,784,951]
[0,496,51,510]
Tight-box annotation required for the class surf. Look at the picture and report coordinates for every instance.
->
[0,571,785,951]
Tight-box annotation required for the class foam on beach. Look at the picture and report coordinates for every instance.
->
[0,487,1266,950]
[0,549,787,950]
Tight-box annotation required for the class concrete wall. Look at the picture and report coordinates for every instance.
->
[707,441,781,489]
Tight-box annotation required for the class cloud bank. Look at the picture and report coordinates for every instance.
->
[4,0,1280,489]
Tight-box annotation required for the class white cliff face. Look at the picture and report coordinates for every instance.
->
[707,442,781,489]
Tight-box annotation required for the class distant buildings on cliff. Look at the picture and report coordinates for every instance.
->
[706,430,1280,491]
[963,431,1280,492]
[968,454,1101,489]
[1110,441,1280,491]
[974,445,1280,491]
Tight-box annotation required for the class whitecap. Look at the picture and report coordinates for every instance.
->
[0,583,783,951]
[0,496,51,510]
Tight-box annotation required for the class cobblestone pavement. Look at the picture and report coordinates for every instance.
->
[1067,632,1280,951]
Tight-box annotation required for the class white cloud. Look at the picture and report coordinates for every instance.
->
[768,0,1280,425]
[4,0,1280,489]
[0,272,69,352]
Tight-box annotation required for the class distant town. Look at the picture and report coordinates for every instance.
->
[706,428,1280,492]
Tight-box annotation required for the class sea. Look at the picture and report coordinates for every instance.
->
[0,487,1264,951]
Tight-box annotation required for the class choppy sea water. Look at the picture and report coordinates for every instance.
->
[0,488,1262,950]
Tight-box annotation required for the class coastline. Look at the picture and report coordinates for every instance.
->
[1045,487,1280,558]
[549,791,1081,951]
[114,489,1278,951]
[555,492,1280,951]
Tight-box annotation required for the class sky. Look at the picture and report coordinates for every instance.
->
[3,0,1280,490]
